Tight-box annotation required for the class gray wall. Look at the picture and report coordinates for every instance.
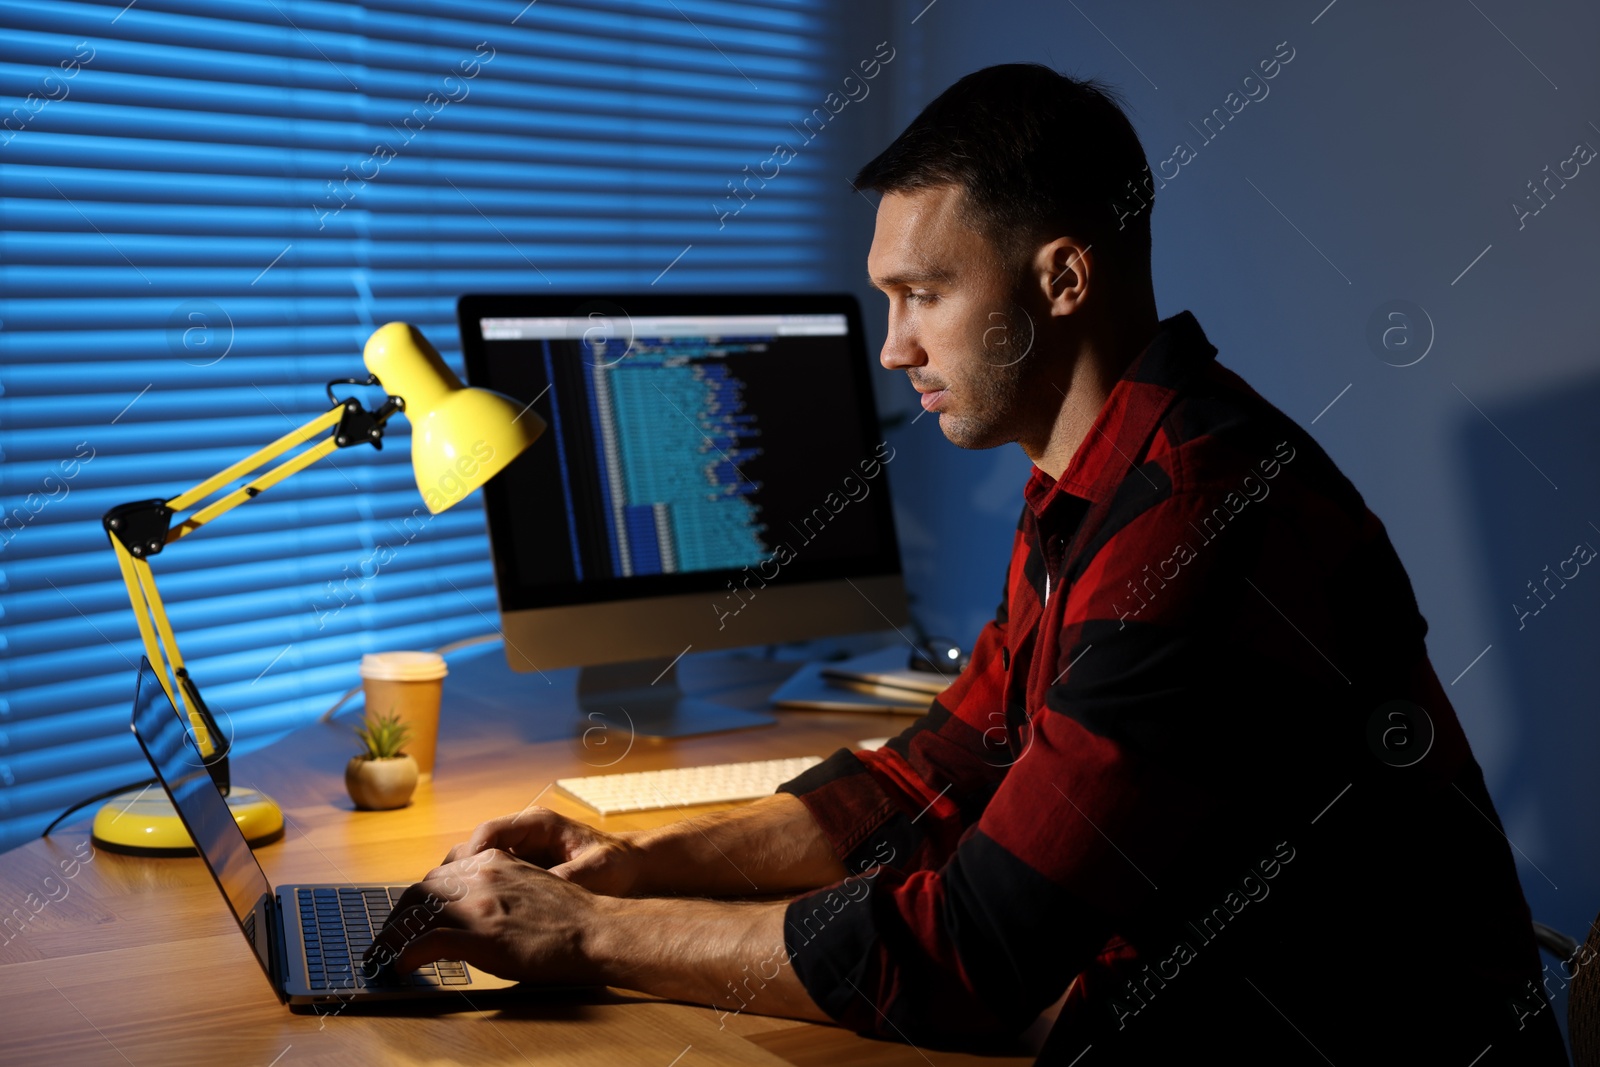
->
[824,0,1600,1011]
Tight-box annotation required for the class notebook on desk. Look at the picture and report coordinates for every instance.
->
[769,646,951,714]
[127,657,517,1010]
[818,645,952,697]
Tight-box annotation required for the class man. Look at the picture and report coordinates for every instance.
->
[370,65,1566,1064]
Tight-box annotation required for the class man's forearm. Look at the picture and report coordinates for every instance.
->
[588,894,832,1026]
[623,793,849,897]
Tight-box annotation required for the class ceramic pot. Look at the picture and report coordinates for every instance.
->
[345,754,418,810]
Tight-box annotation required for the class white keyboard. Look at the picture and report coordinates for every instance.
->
[555,755,825,815]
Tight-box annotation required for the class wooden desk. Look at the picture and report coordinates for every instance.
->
[0,646,1033,1066]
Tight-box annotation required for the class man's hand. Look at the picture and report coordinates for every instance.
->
[364,847,832,1025]
[364,848,608,984]
[441,793,848,900]
[442,808,644,896]
[368,797,847,1023]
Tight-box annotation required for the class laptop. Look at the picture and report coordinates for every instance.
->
[128,656,518,1010]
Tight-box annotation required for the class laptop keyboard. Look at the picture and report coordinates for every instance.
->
[297,887,472,991]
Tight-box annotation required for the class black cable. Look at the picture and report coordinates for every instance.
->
[42,777,157,838]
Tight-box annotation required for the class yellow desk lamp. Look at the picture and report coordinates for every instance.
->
[91,322,544,854]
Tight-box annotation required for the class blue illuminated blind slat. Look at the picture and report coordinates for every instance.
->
[0,0,835,848]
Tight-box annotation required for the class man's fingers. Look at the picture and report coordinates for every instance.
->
[443,819,508,865]
[392,926,498,977]
[548,850,606,887]
[367,876,468,970]
[442,808,569,866]
[368,900,439,966]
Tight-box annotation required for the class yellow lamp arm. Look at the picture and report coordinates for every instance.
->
[102,391,398,784]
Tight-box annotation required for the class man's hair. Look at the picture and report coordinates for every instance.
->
[854,63,1153,280]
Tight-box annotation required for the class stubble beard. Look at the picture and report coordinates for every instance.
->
[937,299,1035,451]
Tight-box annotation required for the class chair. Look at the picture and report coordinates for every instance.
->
[1536,917,1598,1065]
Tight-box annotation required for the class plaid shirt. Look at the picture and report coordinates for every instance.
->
[778,312,1563,1064]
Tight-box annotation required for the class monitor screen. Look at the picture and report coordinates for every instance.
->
[458,294,903,648]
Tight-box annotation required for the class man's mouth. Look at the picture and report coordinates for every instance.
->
[917,387,947,412]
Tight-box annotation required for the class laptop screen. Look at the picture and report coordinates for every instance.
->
[131,658,277,987]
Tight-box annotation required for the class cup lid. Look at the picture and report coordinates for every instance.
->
[360,651,448,681]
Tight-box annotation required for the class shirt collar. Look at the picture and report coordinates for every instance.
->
[1023,310,1217,518]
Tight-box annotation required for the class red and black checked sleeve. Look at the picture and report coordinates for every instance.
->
[780,486,1288,1041]
[777,529,1023,876]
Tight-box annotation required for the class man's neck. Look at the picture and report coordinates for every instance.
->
[1025,305,1161,480]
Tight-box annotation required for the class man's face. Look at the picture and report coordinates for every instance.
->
[867,185,1038,450]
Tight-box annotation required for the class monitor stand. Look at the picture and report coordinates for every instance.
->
[575,657,776,739]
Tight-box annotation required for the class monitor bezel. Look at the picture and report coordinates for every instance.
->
[456,291,904,618]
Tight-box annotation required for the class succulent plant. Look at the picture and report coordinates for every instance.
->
[354,709,412,761]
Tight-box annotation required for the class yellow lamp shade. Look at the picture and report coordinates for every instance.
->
[362,322,546,513]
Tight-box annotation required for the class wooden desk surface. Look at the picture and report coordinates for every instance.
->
[0,646,1033,1067]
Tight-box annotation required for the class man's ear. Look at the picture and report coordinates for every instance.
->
[1034,237,1091,317]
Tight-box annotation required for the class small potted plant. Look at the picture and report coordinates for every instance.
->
[345,709,418,810]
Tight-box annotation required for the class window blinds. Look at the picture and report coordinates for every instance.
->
[0,0,834,849]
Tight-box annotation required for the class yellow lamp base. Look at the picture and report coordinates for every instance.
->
[91,786,285,856]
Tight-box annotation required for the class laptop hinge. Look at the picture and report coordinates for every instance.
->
[266,892,290,1004]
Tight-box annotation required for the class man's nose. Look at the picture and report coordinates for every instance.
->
[879,316,925,371]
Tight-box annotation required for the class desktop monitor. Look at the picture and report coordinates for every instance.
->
[457,292,909,737]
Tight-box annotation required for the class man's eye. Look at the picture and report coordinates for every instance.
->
[906,292,938,306]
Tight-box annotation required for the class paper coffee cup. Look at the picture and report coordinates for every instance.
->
[360,651,447,779]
